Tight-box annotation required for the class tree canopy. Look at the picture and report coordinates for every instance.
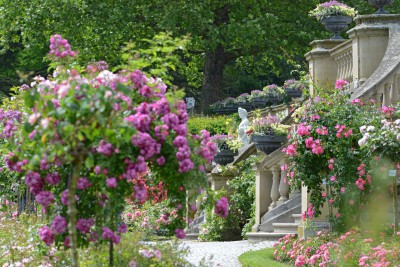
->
[1,0,399,110]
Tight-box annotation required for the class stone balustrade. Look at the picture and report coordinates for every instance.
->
[306,14,400,106]
[330,40,353,84]
[252,148,298,231]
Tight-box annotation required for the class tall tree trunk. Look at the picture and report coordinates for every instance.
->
[200,46,226,112]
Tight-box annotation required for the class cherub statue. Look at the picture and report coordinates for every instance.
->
[238,107,250,146]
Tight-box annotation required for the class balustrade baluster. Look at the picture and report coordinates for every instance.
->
[269,165,281,211]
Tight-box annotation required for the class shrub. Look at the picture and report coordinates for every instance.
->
[187,115,239,136]
[284,88,381,231]
[274,228,400,266]
[0,34,217,266]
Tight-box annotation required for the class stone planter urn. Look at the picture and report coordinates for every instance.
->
[223,103,239,114]
[250,134,286,155]
[214,104,237,115]
[237,101,253,111]
[368,0,395,14]
[265,94,282,106]
[320,16,353,40]
[251,97,267,109]
[213,148,237,166]
[284,88,303,99]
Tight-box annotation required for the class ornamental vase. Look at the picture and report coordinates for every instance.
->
[237,101,254,111]
[213,148,237,166]
[250,134,286,155]
[214,104,238,115]
[284,88,303,99]
[251,97,267,109]
[320,16,353,40]
[368,0,395,14]
[265,94,282,106]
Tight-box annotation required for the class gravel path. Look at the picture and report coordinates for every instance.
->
[180,240,275,267]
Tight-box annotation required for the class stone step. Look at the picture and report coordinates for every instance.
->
[247,232,296,243]
[183,233,199,241]
[272,223,299,234]
[292,214,303,224]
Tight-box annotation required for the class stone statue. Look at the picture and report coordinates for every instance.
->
[238,107,250,146]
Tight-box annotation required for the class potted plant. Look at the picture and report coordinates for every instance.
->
[283,79,306,99]
[235,93,253,111]
[262,84,285,106]
[211,134,242,165]
[309,1,357,40]
[221,97,238,114]
[246,114,290,155]
[210,100,225,115]
[249,90,267,109]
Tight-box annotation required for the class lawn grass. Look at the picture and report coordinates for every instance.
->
[239,247,292,267]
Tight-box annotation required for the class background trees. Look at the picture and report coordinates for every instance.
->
[1,0,399,111]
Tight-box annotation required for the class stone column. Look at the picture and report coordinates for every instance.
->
[277,163,289,206]
[207,172,233,191]
[392,74,400,104]
[305,39,346,95]
[348,15,390,86]
[252,164,272,231]
[383,83,392,107]
[268,165,281,211]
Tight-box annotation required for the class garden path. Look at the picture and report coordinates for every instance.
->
[180,240,274,267]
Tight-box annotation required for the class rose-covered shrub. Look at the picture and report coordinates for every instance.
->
[0,34,218,265]
[274,229,400,267]
[0,213,190,266]
[284,86,382,230]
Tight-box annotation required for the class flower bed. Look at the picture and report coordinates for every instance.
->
[274,229,400,267]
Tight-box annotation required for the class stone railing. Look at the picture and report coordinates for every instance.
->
[351,23,400,106]
[330,40,353,84]
[306,14,400,100]
[252,148,293,230]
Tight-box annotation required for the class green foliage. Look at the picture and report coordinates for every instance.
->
[239,248,292,267]
[228,155,262,237]
[119,32,190,85]
[199,155,261,241]
[198,188,241,241]
[187,115,239,136]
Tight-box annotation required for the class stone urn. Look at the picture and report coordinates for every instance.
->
[251,97,267,109]
[250,134,286,155]
[237,101,253,111]
[213,145,237,166]
[368,0,395,14]
[284,88,303,99]
[320,16,353,40]
[265,94,282,106]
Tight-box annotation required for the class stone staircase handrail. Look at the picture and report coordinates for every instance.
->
[351,22,400,101]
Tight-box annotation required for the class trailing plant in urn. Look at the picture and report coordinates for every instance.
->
[309,1,357,20]
[309,1,357,40]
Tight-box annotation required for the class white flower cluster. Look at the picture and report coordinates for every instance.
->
[358,120,400,147]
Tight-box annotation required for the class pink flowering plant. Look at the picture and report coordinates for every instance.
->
[284,87,381,230]
[1,35,217,266]
[274,228,400,267]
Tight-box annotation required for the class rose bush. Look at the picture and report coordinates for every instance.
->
[0,34,217,266]
[284,86,381,230]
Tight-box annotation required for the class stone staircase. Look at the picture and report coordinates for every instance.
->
[247,213,301,242]
[247,195,302,242]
